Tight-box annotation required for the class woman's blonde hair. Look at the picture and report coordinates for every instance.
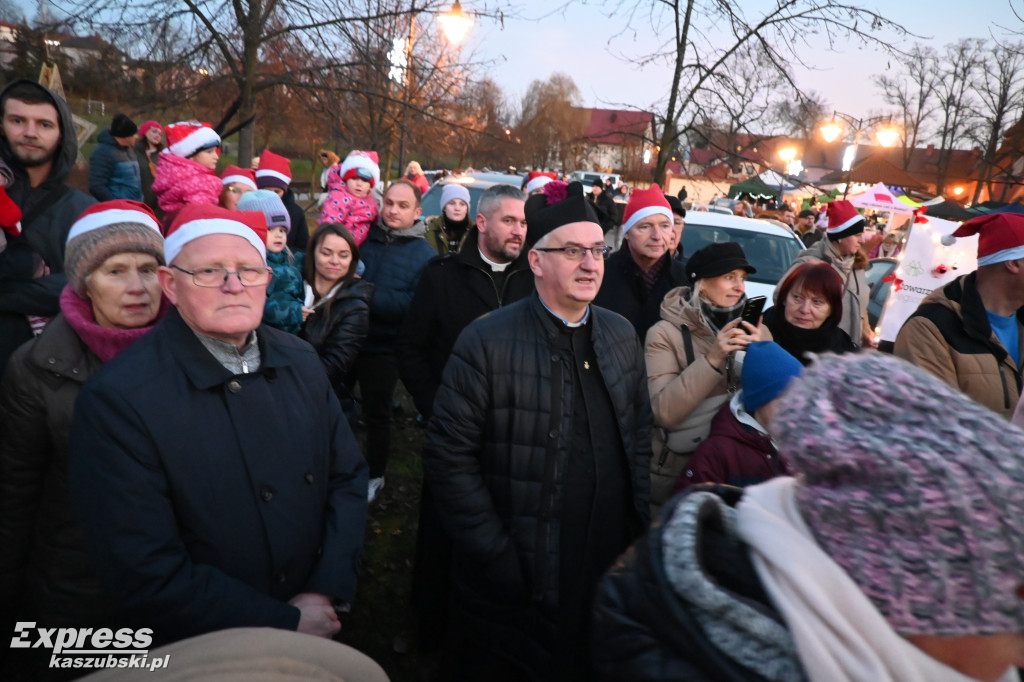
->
[405,160,423,176]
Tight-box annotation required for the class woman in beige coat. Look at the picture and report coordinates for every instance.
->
[645,242,769,511]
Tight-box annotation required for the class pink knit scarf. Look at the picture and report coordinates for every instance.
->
[59,286,168,363]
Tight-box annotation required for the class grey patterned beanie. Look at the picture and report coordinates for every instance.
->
[771,351,1024,636]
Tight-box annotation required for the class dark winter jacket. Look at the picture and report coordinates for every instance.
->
[592,486,805,682]
[423,294,652,678]
[895,271,1024,419]
[589,190,619,233]
[593,247,688,340]
[678,397,787,491]
[360,221,436,354]
[0,80,95,374]
[0,315,110,641]
[300,278,375,408]
[424,214,474,256]
[264,250,305,334]
[396,227,534,418]
[88,129,143,201]
[133,137,161,213]
[69,308,368,645]
[283,189,309,253]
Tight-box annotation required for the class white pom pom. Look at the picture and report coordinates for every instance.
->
[941,234,956,246]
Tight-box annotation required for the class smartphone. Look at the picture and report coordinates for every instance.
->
[740,296,767,329]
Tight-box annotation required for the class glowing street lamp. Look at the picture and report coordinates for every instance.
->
[819,110,901,198]
[776,146,799,205]
[438,0,473,44]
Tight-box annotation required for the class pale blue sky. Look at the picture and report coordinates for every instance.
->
[460,0,1021,126]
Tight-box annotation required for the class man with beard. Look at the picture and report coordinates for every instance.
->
[0,80,94,373]
[398,183,535,661]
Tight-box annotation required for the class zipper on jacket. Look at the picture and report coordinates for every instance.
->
[1000,364,1011,410]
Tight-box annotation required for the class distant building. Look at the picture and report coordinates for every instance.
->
[574,107,655,176]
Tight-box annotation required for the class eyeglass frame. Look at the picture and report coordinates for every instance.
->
[534,244,612,261]
[170,264,272,288]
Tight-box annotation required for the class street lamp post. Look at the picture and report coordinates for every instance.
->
[820,110,899,199]
[777,146,798,208]
[389,1,473,180]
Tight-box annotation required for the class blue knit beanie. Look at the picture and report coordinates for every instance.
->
[741,341,803,414]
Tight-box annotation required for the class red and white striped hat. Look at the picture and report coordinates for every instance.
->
[953,213,1024,266]
[164,120,220,159]
[621,183,673,234]
[66,200,161,243]
[255,150,292,192]
[220,165,257,191]
[164,204,268,265]
[826,200,865,240]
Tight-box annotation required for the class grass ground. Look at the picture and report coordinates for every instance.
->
[339,387,429,682]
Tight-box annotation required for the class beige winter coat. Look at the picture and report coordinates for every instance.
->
[644,286,771,511]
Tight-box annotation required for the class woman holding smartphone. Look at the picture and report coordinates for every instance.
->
[644,242,770,513]
[300,223,375,423]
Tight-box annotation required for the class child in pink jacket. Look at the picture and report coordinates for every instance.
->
[151,121,222,220]
[319,150,380,245]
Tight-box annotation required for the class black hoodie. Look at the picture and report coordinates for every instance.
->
[0,79,95,374]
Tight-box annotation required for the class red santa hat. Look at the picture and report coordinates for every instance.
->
[164,203,268,265]
[220,165,257,191]
[952,213,1024,266]
[826,200,865,240]
[255,150,292,192]
[524,171,557,195]
[65,201,164,295]
[340,150,381,189]
[164,120,220,159]
[621,184,673,234]
[67,200,161,243]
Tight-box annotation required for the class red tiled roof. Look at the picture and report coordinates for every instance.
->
[580,108,653,146]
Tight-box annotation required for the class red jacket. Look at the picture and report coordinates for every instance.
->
[675,398,787,491]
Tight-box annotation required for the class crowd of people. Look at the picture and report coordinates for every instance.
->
[2,79,1024,682]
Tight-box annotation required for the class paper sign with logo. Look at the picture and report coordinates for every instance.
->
[876,215,978,344]
[849,182,916,214]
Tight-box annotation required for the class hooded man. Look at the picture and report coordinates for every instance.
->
[423,181,651,680]
[0,80,95,373]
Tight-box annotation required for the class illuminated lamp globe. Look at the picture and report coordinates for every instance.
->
[876,127,900,147]
[820,120,842,143]
[439,1,473,44]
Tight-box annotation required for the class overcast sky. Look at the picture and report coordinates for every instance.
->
[458,0,1021,127]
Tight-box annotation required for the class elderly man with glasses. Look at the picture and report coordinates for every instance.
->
[423,182,652,681]
[69,203,368,647]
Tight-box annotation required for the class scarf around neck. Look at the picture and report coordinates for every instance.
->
[735,478,1013,682]
[59,286,167,363]
[699,293,745,335]
[763,305,839,365]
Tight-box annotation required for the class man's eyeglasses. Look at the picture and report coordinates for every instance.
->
[171,264,271,287]
[534,245,612,261]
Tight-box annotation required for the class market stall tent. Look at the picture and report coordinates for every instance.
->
[849,182,916,213]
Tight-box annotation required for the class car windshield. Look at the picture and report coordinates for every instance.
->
[681,223,803,285]
[421,177,521,219]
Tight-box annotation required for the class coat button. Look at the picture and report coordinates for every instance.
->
[47,357,56,365]
[550,354,558,362]
[548,430,558,439]
[305,473,314,484]
[260,486,273,502]
[71,368,80,375]
[277,571,287,583]
[317,545,324,558]
[228,380,242,393]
